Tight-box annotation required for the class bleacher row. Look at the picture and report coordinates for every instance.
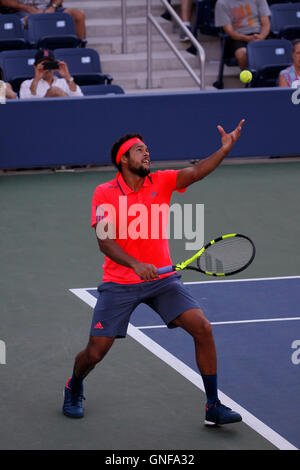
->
[191,0,300,88]
[0,11,125,97]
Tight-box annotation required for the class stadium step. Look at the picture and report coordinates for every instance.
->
[64,0,165,19]
[111,63,242,90]
[100,50,200,74]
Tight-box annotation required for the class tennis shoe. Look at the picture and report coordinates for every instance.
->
[205,400,242,426]
[179,24,191,42]
[62,377,85,419]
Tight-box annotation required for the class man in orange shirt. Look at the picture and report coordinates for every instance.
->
[63,120,245,426]
[215,0,271,70]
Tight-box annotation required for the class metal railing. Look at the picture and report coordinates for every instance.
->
[146,0,205,89]
[121,0,128,54]
[120,0,205,89]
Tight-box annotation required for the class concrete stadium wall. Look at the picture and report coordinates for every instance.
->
[0,87,299,170]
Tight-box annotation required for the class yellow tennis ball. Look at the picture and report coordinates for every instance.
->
[240,70,252,84]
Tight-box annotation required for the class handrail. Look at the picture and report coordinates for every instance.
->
[146,0,205,89]
[121,0,128,54]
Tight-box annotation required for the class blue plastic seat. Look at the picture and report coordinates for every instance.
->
[247,39,293,87]
[270,3,300,40]
[80,84,124,96]
[0,49,37,92]
[54,48,113,85]
[26,12,86,49]
[0,14,27,52]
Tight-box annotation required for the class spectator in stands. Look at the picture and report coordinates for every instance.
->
[19,48,83,99]
[214,0,271,70]
[279,39,300,88]
[161,0,194,42]
[0,68,17,99]
[0,79,17,99]
[0,0,86,40]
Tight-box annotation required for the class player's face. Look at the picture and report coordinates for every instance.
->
[293,43,300,68]
[127,142,150,177]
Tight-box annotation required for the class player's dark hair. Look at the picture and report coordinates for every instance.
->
[111,133,143,172]
[292,39,300,52]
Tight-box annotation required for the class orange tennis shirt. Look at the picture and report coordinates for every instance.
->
[91,169,186,284]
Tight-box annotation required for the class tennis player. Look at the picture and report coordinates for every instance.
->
[63,120,245,426]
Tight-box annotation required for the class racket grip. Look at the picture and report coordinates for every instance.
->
[157,266,174,274]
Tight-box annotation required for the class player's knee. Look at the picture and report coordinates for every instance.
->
[192,317,213,341]
[86,344,108,365]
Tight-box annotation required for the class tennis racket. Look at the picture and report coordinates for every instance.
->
[158,233,255,277]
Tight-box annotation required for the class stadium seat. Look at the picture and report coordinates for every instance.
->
[54,48,113,85]
[270,3,300,40]
[247,39,292,87]
[26,12,86,49]
[0,14,28,52]
[80,84,125,96]
[0,49,37,92]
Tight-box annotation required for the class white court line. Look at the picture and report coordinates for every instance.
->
[184,274,300,285]
[69,286,298,451]
[138,317,300,329]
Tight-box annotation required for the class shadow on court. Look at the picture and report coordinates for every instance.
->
[1,161,299,450]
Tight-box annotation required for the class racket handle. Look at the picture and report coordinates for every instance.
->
[157,265,174,274]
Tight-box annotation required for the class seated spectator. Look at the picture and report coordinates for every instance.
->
[161,0,194,42]
[0,80,17,99]
[215,0,271,70]
[279,39,300,88]
[19,48,83,98]
[0,0,86,40]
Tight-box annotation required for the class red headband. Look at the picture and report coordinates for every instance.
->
[116,137,143,165]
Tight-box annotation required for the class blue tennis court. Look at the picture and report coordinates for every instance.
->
[71,275,300,450]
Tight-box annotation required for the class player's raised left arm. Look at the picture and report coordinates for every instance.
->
[176,119,245,190]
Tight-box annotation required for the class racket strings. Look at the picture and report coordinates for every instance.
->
[197,236,254,274]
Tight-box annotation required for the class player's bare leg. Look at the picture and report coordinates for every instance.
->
[63,336,114,418]
[73,336,115,379]
[173,308,242,425]
[172,308,217,375]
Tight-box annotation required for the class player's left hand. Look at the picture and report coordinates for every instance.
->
[217,119,245,155]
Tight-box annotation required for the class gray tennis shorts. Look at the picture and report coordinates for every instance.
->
[90,273,201,338]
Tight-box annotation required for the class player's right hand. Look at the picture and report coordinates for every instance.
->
[132,262,159,281]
